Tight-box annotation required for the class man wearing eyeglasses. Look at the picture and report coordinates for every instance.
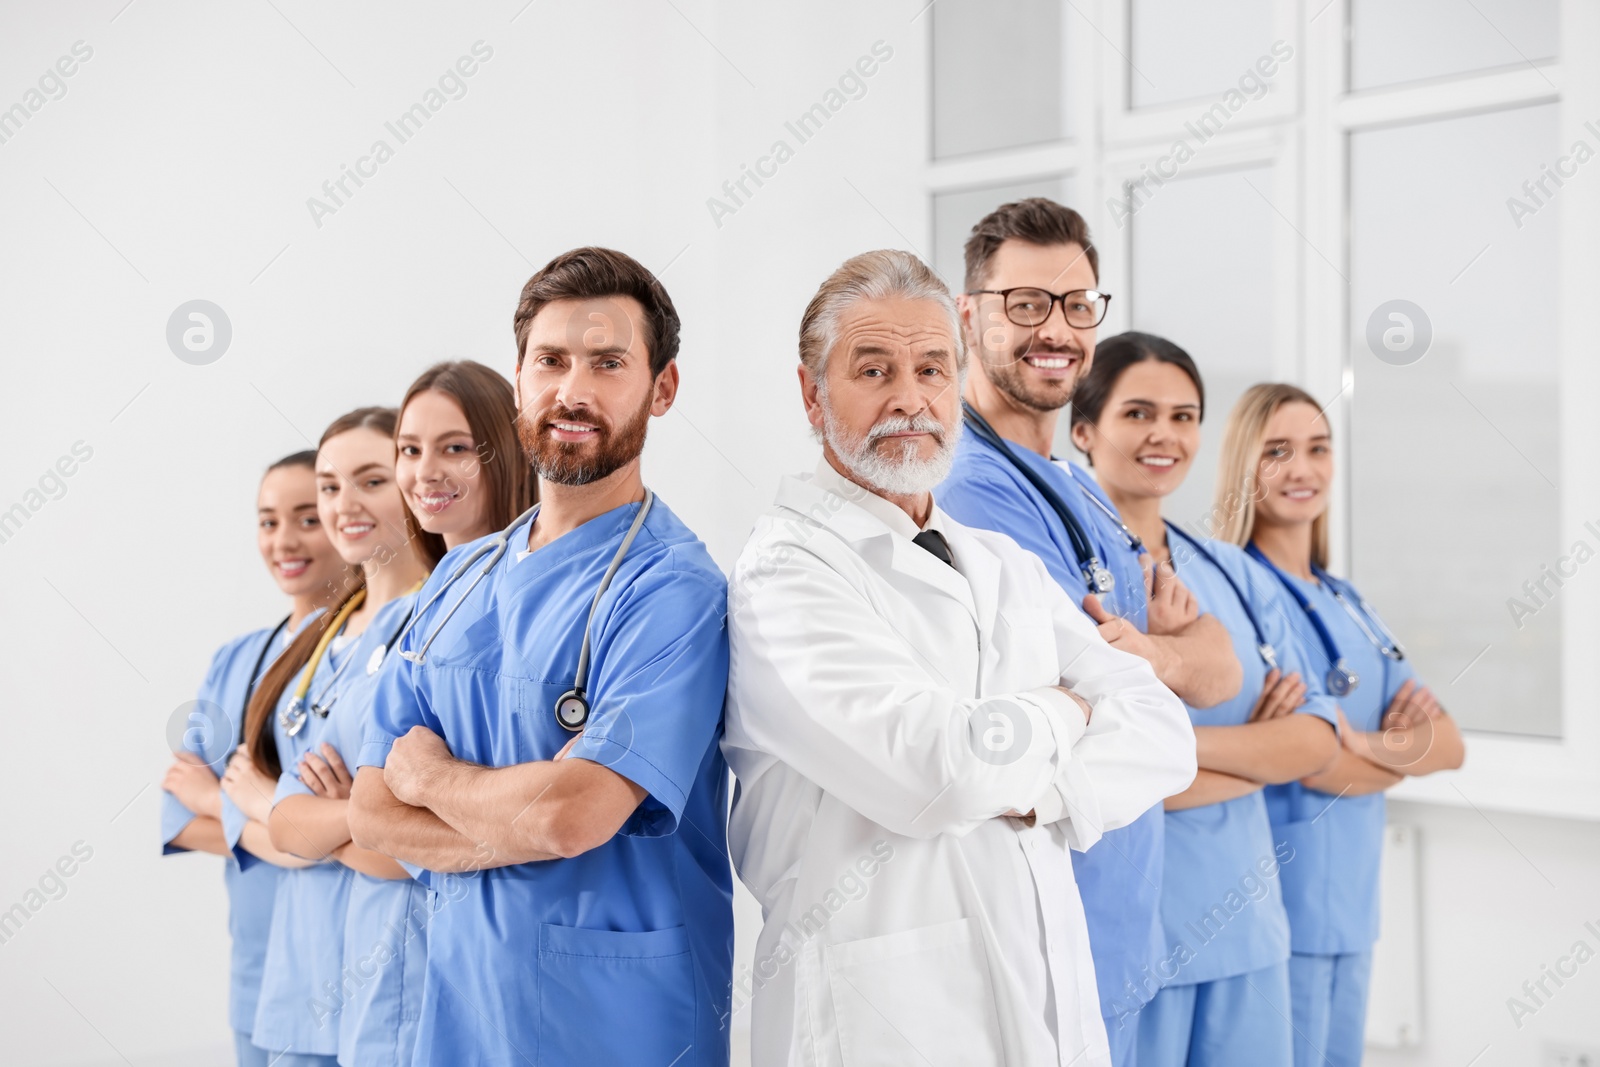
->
[936,198,1241,1065]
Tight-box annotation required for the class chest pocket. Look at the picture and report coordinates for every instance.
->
[424,667,541,768]
[993,606,1059,690]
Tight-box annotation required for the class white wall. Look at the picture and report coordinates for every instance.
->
[1370,803,1600,1067]
[1,2,1596,1066]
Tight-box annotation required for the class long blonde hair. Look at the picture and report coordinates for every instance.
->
[1212,382,1330,570]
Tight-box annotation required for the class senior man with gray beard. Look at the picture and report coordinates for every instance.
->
[722,249,1197,1067]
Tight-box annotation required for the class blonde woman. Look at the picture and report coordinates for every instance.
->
[1214,383,1464,1067]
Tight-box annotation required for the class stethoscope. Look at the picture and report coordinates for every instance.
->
[961,401,1119,595]
[396,491,657,733]
[238,615,290,746]
[1245,543,1405,696]
[1165,523,1278,670]
[280,590,367,737]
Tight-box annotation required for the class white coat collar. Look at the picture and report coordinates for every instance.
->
[772,459,1003,646]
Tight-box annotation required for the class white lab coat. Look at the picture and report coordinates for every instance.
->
[724,462,1197,1067]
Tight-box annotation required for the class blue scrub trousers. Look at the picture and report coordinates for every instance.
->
[1105,1006,1141,1067]
[233,1031,269,1067]
[1289,950,1373,1067]
[1136,962,1293,1067]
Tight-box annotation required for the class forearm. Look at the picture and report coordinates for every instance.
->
[269,795,353,860]
[421,760,565,864]
[169,816,229,856]
[332,841,412,880]
[1147,615,1242,708]
[350,768,506,873]
[238,820,318,869]
[1300,748,1403,797]
[1165,769,1261,811]
[1194,718,1338,784]
[1351,715,1465,778]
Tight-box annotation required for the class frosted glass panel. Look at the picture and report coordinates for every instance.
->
[932,0,1068,158]
[1349,103,1560,737]
[1125,165,1277,532]
[1129,0,1278,110]
[931,175,1077,294]
[1350,0,1557,91]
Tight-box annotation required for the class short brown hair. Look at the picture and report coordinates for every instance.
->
[512,246,681,377]
[962,198,1098,292]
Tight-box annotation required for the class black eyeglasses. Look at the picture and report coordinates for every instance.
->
[965,287,1113,329]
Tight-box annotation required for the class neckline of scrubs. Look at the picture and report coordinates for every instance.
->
[503,498,654,586]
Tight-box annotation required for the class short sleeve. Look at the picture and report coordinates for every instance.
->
[221,793,258,871]
[564,562,729,838]
[161,641,235,853]
[274,766,313,806]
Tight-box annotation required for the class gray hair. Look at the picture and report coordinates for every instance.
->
[798,249,964,378]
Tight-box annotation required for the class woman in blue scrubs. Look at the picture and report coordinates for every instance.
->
[226,407,431,1067]
[1068,335,1342,1065]
[1213,382,1465,1067]
[160,450,347,1066]
[312,363,534,1067]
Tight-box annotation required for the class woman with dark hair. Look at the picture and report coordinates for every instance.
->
[312,362,534,1066]
[159,450,349,1067]
[395,359,537,565]
[222,407,431,1067]
[1210,380,1463,1067]
[1070,334,1342,1066]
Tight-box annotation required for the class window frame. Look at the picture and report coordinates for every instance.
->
[920,0,1600,820]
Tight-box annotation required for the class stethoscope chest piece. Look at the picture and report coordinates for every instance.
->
[1326,661,1360,697]
[555,690,590,732]
[281,698,309,737]
[1089,562,1115,595]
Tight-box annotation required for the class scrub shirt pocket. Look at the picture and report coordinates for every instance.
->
[825,917,1004,1067]
[536,923,696,1065]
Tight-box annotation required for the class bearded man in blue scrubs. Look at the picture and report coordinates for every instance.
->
[349,247,733,1067]
[936,199,1242,1065]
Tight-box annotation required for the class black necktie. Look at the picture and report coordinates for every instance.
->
[913,529,955,568]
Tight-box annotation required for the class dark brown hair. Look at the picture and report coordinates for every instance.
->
[1070,331,1206,437]
[512,246,681,377]
[962,197,1099,293]
[243,407,396,777]
[397,361,537,567]
[268,449,317,473]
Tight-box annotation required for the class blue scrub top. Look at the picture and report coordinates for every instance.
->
[359,498,734,1067]
[252,596,412,1056]
[937,428,1166,1021]
[161,620,304,1034]
[1260,564,1419,955]
[1159,534,1340,986]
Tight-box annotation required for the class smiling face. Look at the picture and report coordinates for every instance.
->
[1253,400,1333,530]
[315,427,414,569]
[396,389,491,543]
[514,296,676,487]
[257,464,345,598]
[1071,359,1202,506]
[959,239,1100,412]
[801,296,962,497]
